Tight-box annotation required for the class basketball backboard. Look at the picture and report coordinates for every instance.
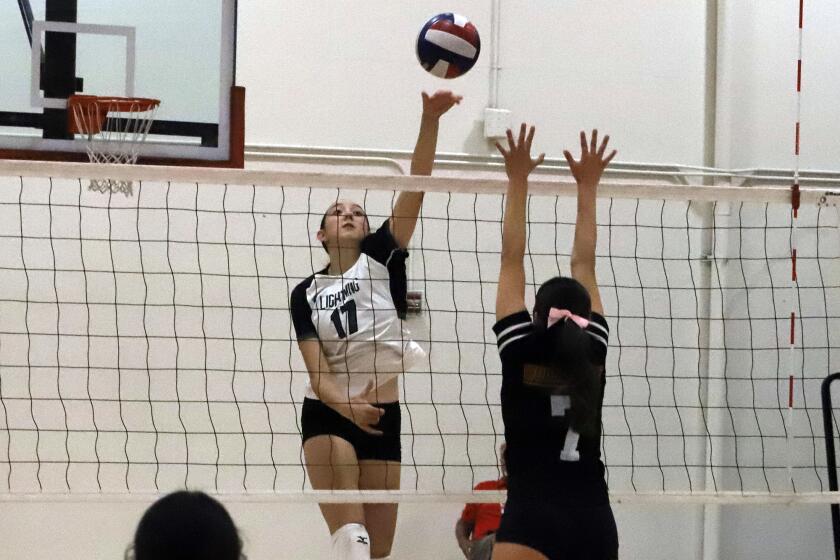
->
[0,0,242,166]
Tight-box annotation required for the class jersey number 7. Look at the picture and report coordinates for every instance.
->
[330,300,358,339]
[551,394,581,462]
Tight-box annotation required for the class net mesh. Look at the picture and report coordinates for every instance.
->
[0,168,838,498]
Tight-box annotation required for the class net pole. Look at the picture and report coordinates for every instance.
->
[786,0,805,490]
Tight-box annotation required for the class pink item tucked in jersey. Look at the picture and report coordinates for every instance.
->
[546,308,590,330]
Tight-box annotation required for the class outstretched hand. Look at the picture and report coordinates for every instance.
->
[495,123,546,183]
[422,90,462,119]
[563,129,616,189]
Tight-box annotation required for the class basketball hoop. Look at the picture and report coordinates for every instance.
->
[68,95,160,196]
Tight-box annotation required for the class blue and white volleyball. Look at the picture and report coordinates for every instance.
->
[416,13,481,79]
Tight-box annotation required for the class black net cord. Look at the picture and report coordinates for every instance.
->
[222,184,248,489]
[606,197,636,491]
[195,183,222,490]
[632,198,664,489]
[135,181,160,489]
[737,203,771,492]
[18,176,42,490]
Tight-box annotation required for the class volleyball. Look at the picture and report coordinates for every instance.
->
[416,13,481,79]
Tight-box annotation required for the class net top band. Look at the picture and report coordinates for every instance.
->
[0,159,834,206]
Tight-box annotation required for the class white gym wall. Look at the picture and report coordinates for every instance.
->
[0,2,838,559]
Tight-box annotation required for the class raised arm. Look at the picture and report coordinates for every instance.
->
[563,130,616,316]
[495,124,545,321]
[390,90,462,248]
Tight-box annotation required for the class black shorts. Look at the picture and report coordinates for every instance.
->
[301,397,401,462]
[495,494,618,560]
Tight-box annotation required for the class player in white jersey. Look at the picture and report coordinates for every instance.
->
[291,90,461,560]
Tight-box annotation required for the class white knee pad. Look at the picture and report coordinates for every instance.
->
[331,523,371,560]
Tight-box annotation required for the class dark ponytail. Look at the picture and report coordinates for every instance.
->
[523,276,601,437]
[550,320,600,436]
[524,320,600,437]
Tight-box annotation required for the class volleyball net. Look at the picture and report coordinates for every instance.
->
[0,160,838,503]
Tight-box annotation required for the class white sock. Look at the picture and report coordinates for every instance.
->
[331,523,371,560]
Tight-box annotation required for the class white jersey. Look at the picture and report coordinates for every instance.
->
[290,221,424,400]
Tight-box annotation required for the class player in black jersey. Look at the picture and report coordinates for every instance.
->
[491,124,618,560]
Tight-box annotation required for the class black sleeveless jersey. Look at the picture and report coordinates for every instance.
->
[493,310,610,505]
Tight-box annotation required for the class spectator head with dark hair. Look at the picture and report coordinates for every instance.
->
[127,491,243,560]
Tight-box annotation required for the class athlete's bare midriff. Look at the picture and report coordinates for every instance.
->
[367,377,399,404]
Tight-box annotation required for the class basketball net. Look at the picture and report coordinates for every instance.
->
[68,95,160,197]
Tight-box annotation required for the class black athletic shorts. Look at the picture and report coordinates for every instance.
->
[301,397,401,462]
[495,493,618,560]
